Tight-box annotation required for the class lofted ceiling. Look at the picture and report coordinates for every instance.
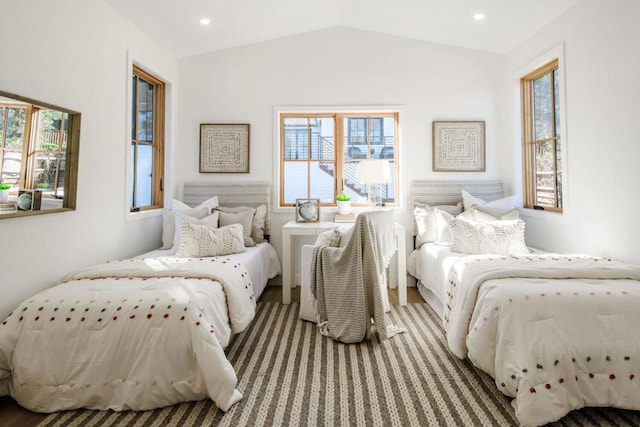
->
[105,0,579,58]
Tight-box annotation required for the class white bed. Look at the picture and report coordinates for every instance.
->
[0,182,281,414]
[408,180,640,426]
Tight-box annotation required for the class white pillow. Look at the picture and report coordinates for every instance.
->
[175,223,246,258]
[449,218,529,255]
[414,203,438,247]
[173,211,220,250]
[433,208,454,243]
[461,189,516,212]
[471,206,520,222]
[218,208,257,247]
[315,227,342,247]
[161,196,220,249]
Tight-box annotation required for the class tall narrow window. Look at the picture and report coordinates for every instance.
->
[280,112,398,207]
[521,59,562,211]
[131,65,164,211]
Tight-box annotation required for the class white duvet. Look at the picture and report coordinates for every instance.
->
[0,255,256,413]
[443,253,640,426]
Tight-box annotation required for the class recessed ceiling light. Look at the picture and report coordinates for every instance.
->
[473,12,485,21]
[199,17,211,26]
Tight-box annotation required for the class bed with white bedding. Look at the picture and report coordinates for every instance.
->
[409,180,640,426]
[0,182,281,413]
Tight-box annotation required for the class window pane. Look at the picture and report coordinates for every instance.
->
[130,144,135,208]
[534,141,556,207]
[132,75,137,140]
[283,118,308,160]
[309,161,334,203]
[137,79,154,143]
[555,138,562,209]
[0,107,4,142]
[36,109,64,151]
[135,144,153,207]
[56,153,65,198]
[33,152,57,194]
[1,151,21,187]
[533,73,552,141]
[554,69,560,135]
[5,107,26,150]
[311,117,334,161]
[283,162,308,204]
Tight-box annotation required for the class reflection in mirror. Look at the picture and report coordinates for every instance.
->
[0,90,80,218]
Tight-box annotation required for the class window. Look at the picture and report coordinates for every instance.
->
[280,112,398,207]
[131,65,165,212]
[0,90,80,218]
[521,58,562,212]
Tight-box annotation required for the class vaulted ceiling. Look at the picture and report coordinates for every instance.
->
[105,0,579,58]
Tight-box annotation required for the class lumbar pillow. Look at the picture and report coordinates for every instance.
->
[448,218,528,255]
[461,189,516,212]
[176,223,246,258]
[172,210,220,251]
[217,208,257,247]
[471,206,520,222]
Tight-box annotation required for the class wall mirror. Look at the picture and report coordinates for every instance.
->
[0,90,80,219]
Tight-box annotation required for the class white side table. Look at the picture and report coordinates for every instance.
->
[281,220,407,306]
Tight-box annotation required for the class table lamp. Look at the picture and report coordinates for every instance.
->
[358,159,391,208]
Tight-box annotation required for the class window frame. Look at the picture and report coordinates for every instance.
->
[278,110,399,208]
[520,58,563,213]
[130,65,165,213]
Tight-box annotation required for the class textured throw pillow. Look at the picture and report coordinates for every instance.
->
[175,223,246,258]
[449,218,528,255]
[161,207,209,250]
[471,206,520,222]
[215,205,267,243]
[461,189,516,212]
[315,227,342,247]
[173,211,220,250]
[161,196,220,250]
[218,208,257,247]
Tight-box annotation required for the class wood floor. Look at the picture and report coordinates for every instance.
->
[0,286,422,427]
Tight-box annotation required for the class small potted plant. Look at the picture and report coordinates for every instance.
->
[0,183,10,202]
[336,193,351,215]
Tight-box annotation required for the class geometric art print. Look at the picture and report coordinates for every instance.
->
[200,123,250,173]
[432,121,485,172]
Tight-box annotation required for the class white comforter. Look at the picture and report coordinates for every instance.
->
[444,253,640,426]
[0,256,256,413]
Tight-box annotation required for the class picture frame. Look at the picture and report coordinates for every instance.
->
[432,121,485,172]
[295,198,320,223]
[199,123,250,173]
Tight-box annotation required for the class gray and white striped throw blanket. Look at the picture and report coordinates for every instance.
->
[310,210,404,343]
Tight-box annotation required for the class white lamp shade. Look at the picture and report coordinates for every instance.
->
[358,160,391,185]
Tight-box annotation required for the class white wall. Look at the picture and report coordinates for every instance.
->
[505,0,640,263]
[177,27,507,264]
[0,0,178,318]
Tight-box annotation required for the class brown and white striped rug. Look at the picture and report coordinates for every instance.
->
[38,302,640,426]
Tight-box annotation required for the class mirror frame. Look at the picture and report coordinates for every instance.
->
[0,89,81,219]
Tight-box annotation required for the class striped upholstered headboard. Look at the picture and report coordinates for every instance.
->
[183,181,272,235]
[410,180,504,235]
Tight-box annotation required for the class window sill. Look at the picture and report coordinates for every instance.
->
[521,207,563,220]
[125,208,162,222]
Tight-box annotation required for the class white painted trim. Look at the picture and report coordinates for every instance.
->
[511,42,569,216]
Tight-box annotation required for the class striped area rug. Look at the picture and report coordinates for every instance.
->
[38,302,640,426]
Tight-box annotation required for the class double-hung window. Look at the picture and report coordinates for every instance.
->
[521,59,563,212]
[131,65,165,212]
[280,112,398,207]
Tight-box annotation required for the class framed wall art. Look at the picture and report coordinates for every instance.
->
[295,198,320,223]
[432,121,485,172]
[199,123,250,173]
